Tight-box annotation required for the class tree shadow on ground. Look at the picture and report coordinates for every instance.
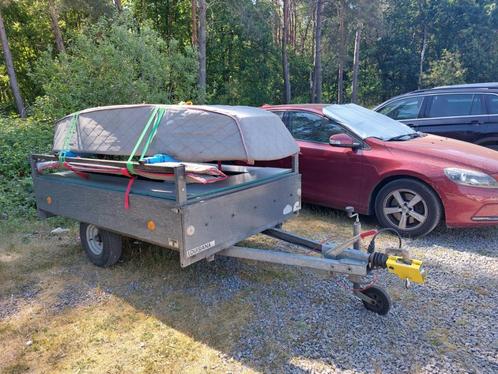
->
[2,210,497,373]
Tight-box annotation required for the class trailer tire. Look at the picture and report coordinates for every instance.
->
[80,223,122,267]
[360,286,391,315]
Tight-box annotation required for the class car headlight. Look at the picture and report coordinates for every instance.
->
[444,167,498,188]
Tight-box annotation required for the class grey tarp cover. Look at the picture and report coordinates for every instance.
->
[323,103,415,140]
[53,104,299,162]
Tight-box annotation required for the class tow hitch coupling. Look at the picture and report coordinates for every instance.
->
[385,256,425,284]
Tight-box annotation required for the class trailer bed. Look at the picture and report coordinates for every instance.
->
[36,164,293,202]
[32,158,301,267]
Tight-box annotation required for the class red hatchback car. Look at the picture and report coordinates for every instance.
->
[263,103,498,236]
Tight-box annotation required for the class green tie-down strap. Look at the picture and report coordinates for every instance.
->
[126,107,166,174]
[59,112,80,163]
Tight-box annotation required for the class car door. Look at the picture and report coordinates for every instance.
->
[413,93,485,143]
[377,96,424,129]
[285,111,366,210]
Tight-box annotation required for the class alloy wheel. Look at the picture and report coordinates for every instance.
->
[382,188,428,231]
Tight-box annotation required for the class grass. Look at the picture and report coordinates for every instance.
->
[0,205,425,373]
[0,216,259,373]
[426,327,458,354]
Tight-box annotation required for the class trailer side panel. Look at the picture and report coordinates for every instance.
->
[33,174,184,250]
[180,173,301,267]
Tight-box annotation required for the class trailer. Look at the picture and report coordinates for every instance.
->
[31,104,425,315]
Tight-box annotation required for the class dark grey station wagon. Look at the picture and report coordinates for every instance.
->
[374,83,498,150]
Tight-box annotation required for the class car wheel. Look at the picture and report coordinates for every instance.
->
[374,179,442,237]
[80,222,122,267]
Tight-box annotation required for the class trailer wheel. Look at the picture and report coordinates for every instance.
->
[360,286,391,315]
[80,223,122,267]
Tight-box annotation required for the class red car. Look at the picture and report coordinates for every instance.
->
[262,103,498,236]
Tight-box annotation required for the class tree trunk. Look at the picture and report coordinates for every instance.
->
[282,0,291,103]
[309,5,315,102]
[292,0,297,48]
[337,0,346,104]
[113,0,123,12]
[0,10,25,118]
[273,0,281,46]
[48,0,65,53]
[417,0,428,89]
[311,0,323,103]
[198,0,207,103]
[191,0,198,46]
[300,12,312,54]
[418,26,427,89]
[168,0,177,40]
[351,27,362,103]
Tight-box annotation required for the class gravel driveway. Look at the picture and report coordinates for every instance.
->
[1,208,497,373]
[186,211,498,373]
[225,224,498,373]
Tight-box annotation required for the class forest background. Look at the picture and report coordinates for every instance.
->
[0,0,496,217]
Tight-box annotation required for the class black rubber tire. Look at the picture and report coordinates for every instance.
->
[374,178,442,237]
[80,222,122,267]
[361,286,391,315]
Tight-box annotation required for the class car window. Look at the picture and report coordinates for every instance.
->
[378,97,423,120]
[426,94,481,117]
[288,111,343,143]
[485,94,498,114]
[270,110,289,129]
[271,111,285,120]
[470,94,485,115]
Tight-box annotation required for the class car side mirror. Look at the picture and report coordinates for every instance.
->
[329,133,361,149]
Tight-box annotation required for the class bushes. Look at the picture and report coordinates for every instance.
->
[0,15,200,218]
[31,15,198,120]
[0,117,53,217]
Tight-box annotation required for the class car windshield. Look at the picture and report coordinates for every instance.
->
[323,103,417,141]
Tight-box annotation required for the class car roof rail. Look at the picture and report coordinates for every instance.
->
[432,82,498,90]
[398,83,498,97]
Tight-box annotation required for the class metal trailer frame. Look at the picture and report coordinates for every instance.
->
[31,154,303,268]
[30,153,424,315]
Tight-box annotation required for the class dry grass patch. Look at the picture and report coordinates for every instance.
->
[0,218,260,373]
[1,206,418,373]
[3,297,252,373]
[426,327,458,353]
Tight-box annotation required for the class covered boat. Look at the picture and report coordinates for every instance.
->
[53,104,299,162]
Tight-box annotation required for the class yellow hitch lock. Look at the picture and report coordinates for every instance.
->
[386,256,425,284]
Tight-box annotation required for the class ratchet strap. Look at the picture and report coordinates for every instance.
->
[59,112,79,163]
[123,107,167,208]
[58,107,169,209]
[126,107,166,174]
[124,177,136,209]
[62,161,89,179]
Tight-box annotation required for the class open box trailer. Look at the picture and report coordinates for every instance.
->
[30,104,425,315]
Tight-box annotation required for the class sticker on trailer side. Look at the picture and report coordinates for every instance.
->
[186,240,216,258]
